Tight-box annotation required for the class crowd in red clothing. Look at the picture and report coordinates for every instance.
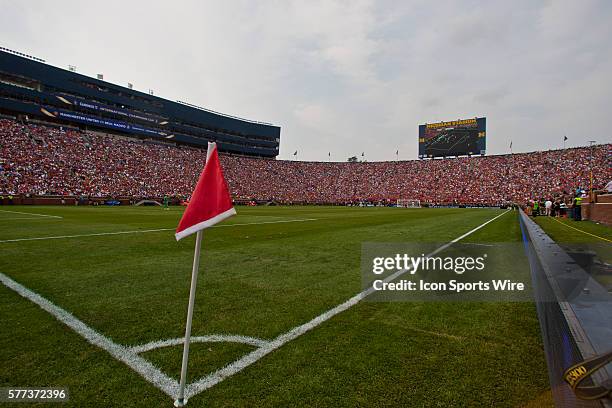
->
[0,119,609,206]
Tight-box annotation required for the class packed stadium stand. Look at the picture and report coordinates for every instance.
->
[1,119,609,206]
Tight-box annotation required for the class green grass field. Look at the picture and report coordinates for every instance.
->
[0,206,551,407]
[533,216,612,289]
[533,215,612,247]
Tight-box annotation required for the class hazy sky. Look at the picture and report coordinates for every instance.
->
[1,0,611,161]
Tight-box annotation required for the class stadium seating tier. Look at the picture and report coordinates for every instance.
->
[0,119,609,205]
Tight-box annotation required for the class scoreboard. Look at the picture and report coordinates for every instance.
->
[418,117,486,158]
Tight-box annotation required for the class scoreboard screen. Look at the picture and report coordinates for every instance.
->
[418,117,486,158]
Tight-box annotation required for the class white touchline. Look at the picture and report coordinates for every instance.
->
[0,217,64,221]
[0,209,509,403]
[0,218,318,243]
[0,228,174,243]
[0,209,63,219]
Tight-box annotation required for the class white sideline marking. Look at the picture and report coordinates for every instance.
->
[0,218,318,243]
[0,272,179,398]
[0,209,63,219]
[0,217,63,221]
[130,335,271,354]
[0,209,509,403]
[0,228,173,243]
[183,209,510,399]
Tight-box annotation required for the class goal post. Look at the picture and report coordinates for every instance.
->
[396,199,421,208]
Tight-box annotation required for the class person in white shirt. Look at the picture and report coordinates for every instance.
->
[545,199,553,216]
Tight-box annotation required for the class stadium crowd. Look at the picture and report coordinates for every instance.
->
[0,119,609,206]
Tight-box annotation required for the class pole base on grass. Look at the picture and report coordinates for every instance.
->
[174,398,187,407]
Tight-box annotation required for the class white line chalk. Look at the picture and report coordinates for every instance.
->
[0,217,63,221]
[0,218,318,243]
[0,209,63,219]
[0,228,173,243]
[130,335,271,354]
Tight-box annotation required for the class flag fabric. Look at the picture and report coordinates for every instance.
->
[510,141,513,149]
[396,150,399,155]
[564,135,568,141]
[361,152,364,157]
[293,150,297,156]
[175,142,236,241]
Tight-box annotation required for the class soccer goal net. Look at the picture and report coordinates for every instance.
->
[396,199,421,208]
[134,200,162,206]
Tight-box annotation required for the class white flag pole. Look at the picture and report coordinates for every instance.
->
[175,229,203,407]
[175,143,214,407]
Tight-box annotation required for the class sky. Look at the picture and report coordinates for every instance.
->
[1,0,611,161]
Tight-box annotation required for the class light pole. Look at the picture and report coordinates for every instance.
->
[588,140,596,200]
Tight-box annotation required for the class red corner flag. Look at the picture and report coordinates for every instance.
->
[174,142,236,407]
[175,142,236,241]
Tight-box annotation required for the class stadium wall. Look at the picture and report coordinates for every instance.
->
[582,194,612,226]
[519,211,612,408]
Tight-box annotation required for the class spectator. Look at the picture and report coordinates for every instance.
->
[572,193,583,221]
[545,198,552,216]
[0,119,609,206]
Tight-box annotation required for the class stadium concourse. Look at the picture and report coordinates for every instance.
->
[0,118,609,206]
